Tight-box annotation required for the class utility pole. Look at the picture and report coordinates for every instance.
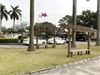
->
[96,0,100,46]
[0,3,2,35]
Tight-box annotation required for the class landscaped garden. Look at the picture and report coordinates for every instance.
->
[0,45,100,75]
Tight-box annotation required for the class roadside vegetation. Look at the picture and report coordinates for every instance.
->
[0,45,99,75]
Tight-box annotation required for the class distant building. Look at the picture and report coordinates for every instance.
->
[11,22,29,31]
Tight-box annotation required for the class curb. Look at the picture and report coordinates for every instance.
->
[17,56,100,75]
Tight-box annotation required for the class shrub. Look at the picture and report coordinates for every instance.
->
[39,36,44,39]
[0,38,18,43]
[91,38,96,41]
[22,34,29,39]
[21,34,29,42]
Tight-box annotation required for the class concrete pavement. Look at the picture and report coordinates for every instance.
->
[39,59,100,75]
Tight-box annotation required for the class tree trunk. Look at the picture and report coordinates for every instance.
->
[0,20,2,36]
[0,3,2,36]
[68,28,71,57]
[13,19,15,37]
[27,0,35,51]
[96,0,100,46]
[71,0,77,48]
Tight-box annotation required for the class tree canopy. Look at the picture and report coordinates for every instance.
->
[59,10,97,29]
[26,21,56,31]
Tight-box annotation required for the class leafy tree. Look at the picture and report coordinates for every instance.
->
[58,15,72,24]
[26,21,56,34]
[77,10,97,29]
[7,28,13,32]
[1,26,7,31]
[9,6,21,32]
[59,10,97,29]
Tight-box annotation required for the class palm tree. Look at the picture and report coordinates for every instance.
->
[9,6,21,34]
[71,0,77,48]
[86,0,100,46]
[71,0,98,48]
[27,0,35,51]
[0,4,8,35]
[96,0,100,46]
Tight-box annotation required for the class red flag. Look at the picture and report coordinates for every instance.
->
[41,13,45,17]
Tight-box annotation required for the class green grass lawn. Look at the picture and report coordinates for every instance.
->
[0,45,100,75]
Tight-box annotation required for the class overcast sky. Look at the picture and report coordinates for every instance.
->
[1,0,97,28]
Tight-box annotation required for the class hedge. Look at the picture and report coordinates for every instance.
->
[91,38,96,41]
[0,38,18,43]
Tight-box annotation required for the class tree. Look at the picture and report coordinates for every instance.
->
[27,0,35,51]
[9,6,21,33]
[71,0,77,48]
[1,26,7,31]
[58,15,72,24]
[26,21,56,34]
[59,10,97,28]
[71,0,90,48]
[86,0,100,46]
[96,0,100,46]
[59,10,97,29]
[0,4,8,35]
[77,10,97,29]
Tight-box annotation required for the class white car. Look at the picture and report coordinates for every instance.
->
[47,37,66,44]
[23,37,46,45]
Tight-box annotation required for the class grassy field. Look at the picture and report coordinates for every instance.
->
[0,45,100,75]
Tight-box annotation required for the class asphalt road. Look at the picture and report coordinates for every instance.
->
[0,42,95,49]
[39,59,100,75]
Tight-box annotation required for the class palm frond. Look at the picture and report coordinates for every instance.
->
[1,4,9,20]
[9,5,22,21]
[15,6,19,9]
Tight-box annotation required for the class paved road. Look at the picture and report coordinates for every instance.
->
[39,59,100,75]
[0,42,95,49]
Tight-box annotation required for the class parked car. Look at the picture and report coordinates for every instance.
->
[23,37,46,45]
[47,37,66,44]
[65,38,72,43]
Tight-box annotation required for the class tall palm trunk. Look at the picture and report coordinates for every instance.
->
[27,0,35,51]
[13,19,15,37]
[96,0,100,46]
[0,20,2,36]
[71,0,77,48]
[0,3,2,36]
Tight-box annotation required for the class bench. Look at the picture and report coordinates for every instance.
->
[70,49,90,57]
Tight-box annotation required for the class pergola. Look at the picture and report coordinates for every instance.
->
[35,26,61,49]
[60,24,96,57]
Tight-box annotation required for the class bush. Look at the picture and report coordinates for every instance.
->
[22,34,29,39]
[21,34,29,42]
[91,38,96,41]
[0,38,18,43]
[39,36,44,39]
